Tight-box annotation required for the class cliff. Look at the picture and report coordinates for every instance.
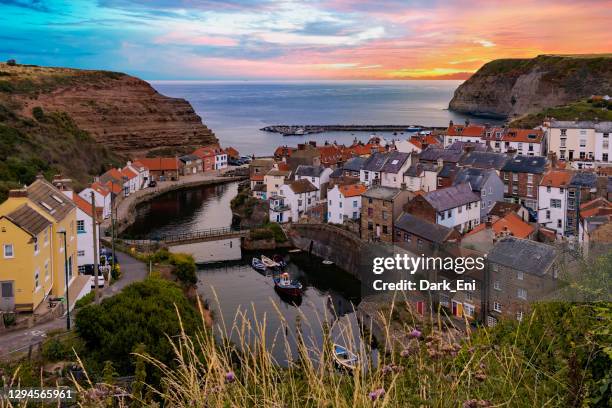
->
[0,63,217,156]
[449,54,612,119]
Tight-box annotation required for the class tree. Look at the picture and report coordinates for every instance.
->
[75,277,201,374]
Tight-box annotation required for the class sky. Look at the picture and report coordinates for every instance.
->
[0,0,610,80]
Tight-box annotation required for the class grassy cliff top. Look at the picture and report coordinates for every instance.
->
[510,98,612,128]
[474,54,612,77]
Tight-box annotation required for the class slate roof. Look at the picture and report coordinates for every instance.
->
[395,212,455,244]
[594,122,612,133]
[289,179,318,194]
[3,204,52,236]
[329,167,344,178]
[362,152,389,172]
[179,154,201,163]
[487,237,556,275]
[419,147,463,163]
[343,156,366,172]
[362,186,402,201]
[460,151,509,170]
[404,164,424,177]
[501,155,547,174]
[438,163,457,178]
[423,183,480,211]
[550,120,612,130]
[453,168,495,192]
[448,141,488,152]
[295,165,326,178]
[380,151,411,174]
[569,172,598,188]
[26,178,76,222]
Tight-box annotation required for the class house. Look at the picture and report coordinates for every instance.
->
[268,195,292,223]
[342,156,366,178]
[500,155,548,211]
[179,154,203,176]
[458,151,510,172]
[99,168,129,196]
[489,202,530,223]
[566,172,601,237]
[120,166,139,196]
[462,212,535,253]
[345,141,386,158]
[192,146,217,171]
[537,170,573,237]
[0,178,82,312]
[317,144,344,167]
[287,143,321,171]
[395,139,422,155]
[78,182,111,220]
[274,146,296,161]
[125,160,150,189]
[394,213,461,255]
[443,122,486,146]
[380,151,412,188]
[252,184,267,200]
[54,181,101,275]
[436,163,458,189]
[405,183,481,233]
[264,169,292,197]
[249,159,274,189]
[137,157,180,182]
[360,186,412,242]
[418,146,464,167]
[294,165,332,198]
[360,152,388,186]
[453,168,504,219]
[579,209,612,257]
[545,120,612,163]
[327,183,367,224]
[214,148,228,170]
[448,141,489,153]
[486,237,558,326]
[278,179,318,222]
[403,163,438,193]
[225,146,240,160]
[482,128,545,156]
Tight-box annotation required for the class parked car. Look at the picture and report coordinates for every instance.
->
[240,156,252,164]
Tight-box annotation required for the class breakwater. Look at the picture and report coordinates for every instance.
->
[261,124,446,135]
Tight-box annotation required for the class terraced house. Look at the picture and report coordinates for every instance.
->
[0,178,81,312]
[500,155,548,211]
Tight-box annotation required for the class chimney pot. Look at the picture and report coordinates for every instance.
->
[8,189,28,198]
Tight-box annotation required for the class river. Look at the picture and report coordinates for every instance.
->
[123,181,369,363]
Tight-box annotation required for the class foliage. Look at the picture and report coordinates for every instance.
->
[169,253,197,285]
[75,291,95,309]
[510,98,612,128]
[74,277,201,375]
[111,263,121,281]
[266,222,287,243]
[41,334,85,362]
[2,312,16,327]
[249,227,274,240]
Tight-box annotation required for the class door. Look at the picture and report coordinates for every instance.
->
[416,301,424,314]
[0,281,14,311]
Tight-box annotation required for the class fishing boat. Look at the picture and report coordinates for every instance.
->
[406,126,422,132]
[273,254,287,268]
[261,255,280,268]
[251,258,267,272]
[273,272,303,297]
[322,260,334,265]
[332,344,358,371]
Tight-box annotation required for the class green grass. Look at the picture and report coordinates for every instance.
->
[510,99,612,128]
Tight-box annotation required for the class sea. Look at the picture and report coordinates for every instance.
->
[149,80,500,157]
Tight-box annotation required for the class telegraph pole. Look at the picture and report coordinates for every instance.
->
[58,231,70,330]
[91,192,100,304]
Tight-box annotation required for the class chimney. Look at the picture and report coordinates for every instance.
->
[465,119,470,126]
[36,173,45,180]
[8,189,28,198]
[449,120,454,127]
[400,182,407,190]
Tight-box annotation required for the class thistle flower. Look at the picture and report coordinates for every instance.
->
[369,388,385,401]
[225,371,236,383]
[408,328,422,338]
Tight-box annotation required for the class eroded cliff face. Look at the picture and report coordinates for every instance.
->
[0,64,217,156]
[449,55,612,119]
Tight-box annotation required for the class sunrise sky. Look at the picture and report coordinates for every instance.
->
[1,0,610,80]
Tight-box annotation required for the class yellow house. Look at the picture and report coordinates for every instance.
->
[0,177,78,312]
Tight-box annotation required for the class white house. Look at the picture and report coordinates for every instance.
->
[278,179,318,222]
[395,139,422,155]
[380,152,412,188]
[78,182,111,219]
[327,183,366,224]
[269,195,292,223]
[121,167,140,195]
[443,123,486,146]
[294,165,332,198]
[537,170,573,237]
[126,160,150,189]
[264,169,291,197]
[403,163,438,193]
[594,123,612,162]
[544,120,612,162]
[60,189,100,274]
[215,148,228,170]
[421,183,481,233]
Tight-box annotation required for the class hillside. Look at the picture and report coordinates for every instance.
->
[449,54,612,119]
[509,98,612,128]
[0,63,217,156]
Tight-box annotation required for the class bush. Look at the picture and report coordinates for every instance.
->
[249,228,274,240]
[169,253,197,285]
[149,248,171,264]
[41,335,85,362]
[267,223,287,243]
[75,292,94,309]
[111,263,121,281]
[75,277,201,374]
[2,313,16,327]
[32,106,44,121]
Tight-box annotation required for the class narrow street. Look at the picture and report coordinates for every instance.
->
[0,251,147,359]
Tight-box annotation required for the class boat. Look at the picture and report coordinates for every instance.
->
[261,255,280,268]
[288,249,302,253]
[273,272,303,297]
[332,344,358,371]
[251,258,267,272]
[322,260,334,265]
[273,254,287,268]
[406,126,422,132]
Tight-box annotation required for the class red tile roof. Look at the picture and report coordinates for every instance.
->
[225,146,240,158]
[103,168,123,182]
[579,197,612,218]
[250,174,264,182]
[105,181,123,195]
[192,146,217,159]
[274,146,296,157]
[137,157,179,171]
[540,170,573,188]
[276,162,290,171]
[466,212,534,239]
[339,183,367,197]
[447,124,486,137]
[91,182,110,197]
[121,167,138,180]
[72,193,95,217]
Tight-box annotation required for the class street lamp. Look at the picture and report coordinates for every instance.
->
[57,230,71,330]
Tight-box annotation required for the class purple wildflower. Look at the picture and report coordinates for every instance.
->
[369,388,385,401]
[225,371,236,383]
[409,328,422,338]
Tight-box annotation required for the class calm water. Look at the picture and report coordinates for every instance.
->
[150,80,498,156]
[124,182,366,363]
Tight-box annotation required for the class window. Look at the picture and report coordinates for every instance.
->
[550,199,561,208]
[382,225,388,234]
[560,129,567,136]
[557,219,562,228]
[527,174,533,184]
[493,302,502,313]
[339,201,342,208]
[34,269,40,290]
[352,211,358,219]
[298,199,303,206]
[44,228,49,246]
[504,173,509,181]
[487,316,497,327]
[464,304,475,318]
[404,233,411,243]
[466,291,473,301]
[45,259,49,279]
[417,239,423,249]
[329,200,332,206]
[493,280,501,291]
[3,244,14,258]
[580,139,586,148]
[382,211,388,220]
[516,311,524,321]
[368,197,373,204]
[512,173,518,182]
[353,200,358,207]
[367,207,373,216]
[546,186,551,193]
[447,209,452,218]
[77,220,85,233]
[467,203,472,210]
[517,288,527,300]
[439,211,445,220]
[34,240,39,255]
[527,186,533,197]
[517,271,523,280]
[458,205,463,214]
[368,222,373,231]
[77,250,85,257]
[579,151,586,160]
[603,153,609,162]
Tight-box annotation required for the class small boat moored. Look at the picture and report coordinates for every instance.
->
[322,260,334,265]
[261,255,280,268]
[333,344,359,371]
[273,272,303,297]
[252,258,267,272]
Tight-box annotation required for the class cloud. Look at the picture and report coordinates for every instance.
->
[474,39,496,48]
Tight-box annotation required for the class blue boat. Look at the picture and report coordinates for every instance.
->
[406,126,422,132]
[252,257,267,272]
[273,272,303,297]
[333,344,358,371]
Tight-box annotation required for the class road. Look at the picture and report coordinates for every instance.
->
[0,251,147,359]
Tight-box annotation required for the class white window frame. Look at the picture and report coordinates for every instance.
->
[493,302,502,313]
[3,244,14,258]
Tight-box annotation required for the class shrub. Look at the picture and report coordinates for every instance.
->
[75,292,94,309]
[111,263,121,281]
[169,253,197,285]
[32,106,44,121]
[41,335,85,362]
[149,248,171,264]
[6,59,16,66]
[75,277,201,374]
[2,313,16,327]
[267,223,287,243]
[249,228,274,240]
